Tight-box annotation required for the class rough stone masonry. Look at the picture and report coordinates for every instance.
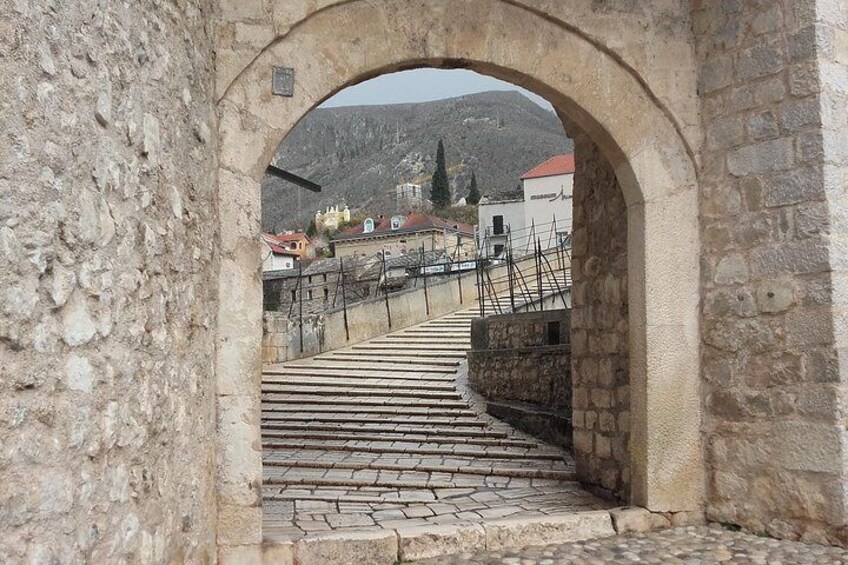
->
[2,0,848,562]
[0,0,219,561]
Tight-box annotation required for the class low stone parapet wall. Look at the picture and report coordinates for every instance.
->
[467,310,572,446]
[467,345,571,409]
[262,271,475,364]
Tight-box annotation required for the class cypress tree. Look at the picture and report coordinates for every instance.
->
[430,139,451,209]
[467,171,481,205]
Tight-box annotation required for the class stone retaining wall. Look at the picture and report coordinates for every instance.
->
[467,310,572,446]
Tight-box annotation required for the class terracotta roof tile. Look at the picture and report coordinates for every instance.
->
[335,212,474,239]
[520,154,575,180]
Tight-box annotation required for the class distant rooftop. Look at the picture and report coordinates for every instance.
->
[520,154,575,180]
[334,212,474,241]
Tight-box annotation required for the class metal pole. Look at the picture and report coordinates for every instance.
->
[457,257,464,304]
[340,257,350,341]
[381,250,392,329]
[476,249,484,318]
[298,260,304,353]
[507,246,516,312]
[421,246,430,316]
[536,239,544,312]
[550,215,557,252]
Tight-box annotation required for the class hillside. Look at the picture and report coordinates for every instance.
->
[261,91,572,231]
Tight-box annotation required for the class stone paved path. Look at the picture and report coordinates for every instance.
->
[414,526,848,564]
[260,281,609,544]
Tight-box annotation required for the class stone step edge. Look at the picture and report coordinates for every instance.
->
[261,459,575,480]
[261,431,536,448]
[262,380,457,392]
[261,422,507,437]
[261,440,565,461]
[259,510,616,564]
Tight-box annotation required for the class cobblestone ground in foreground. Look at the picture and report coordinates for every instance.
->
[414,526,848,564]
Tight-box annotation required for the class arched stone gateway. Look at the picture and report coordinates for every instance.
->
[215,0,701,553]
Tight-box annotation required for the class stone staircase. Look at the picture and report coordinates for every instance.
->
[260,280,617,563]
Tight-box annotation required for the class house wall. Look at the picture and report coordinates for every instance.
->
[522,173,575,239]
[262,253,294,272]
[334,231,475,260]
[478,199,526,255]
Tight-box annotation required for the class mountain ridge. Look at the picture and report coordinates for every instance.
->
[261,90,573,231]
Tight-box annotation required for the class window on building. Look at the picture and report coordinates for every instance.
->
[494,244,504,257]
[322,273,327,283]
[493,215,504,235]
[547,321,561,345]
[291,289,296,302]
[323,288,329,301]
[308,290,313,300]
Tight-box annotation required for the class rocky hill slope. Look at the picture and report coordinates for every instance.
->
[261,91,572,231]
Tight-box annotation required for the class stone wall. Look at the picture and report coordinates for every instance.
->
[695,0,848,543]
[262,272,474,364]
[0,0,218,561]
[468,310,572,410]
[569,131,630,501]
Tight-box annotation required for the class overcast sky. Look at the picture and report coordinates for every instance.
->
[319,68,554,111]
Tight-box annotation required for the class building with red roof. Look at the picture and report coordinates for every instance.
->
[519,154,576,180]
[332,212,475,260]
[477,154,575,257]
[260,232,313,272]
[520,154,574,244]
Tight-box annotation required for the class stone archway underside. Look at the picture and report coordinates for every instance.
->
[214,0,701,553]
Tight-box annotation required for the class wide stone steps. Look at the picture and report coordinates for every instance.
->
[373,337,471,344]
[262,458,576,481]
[261,422,510,438]
[350,342,470,351]
[264,367,457,379]
[262,440,565,461]
[263,414,490,427]
[261,430,538,448]
[263,387,463,400]
[262,378,457,392]
[312,354,461,366]
[262,396,472,409]
[260,295,616,557]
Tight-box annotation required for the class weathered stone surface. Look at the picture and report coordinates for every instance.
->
[570,130,630,502]
[294,530,398,565]
[483,512,615,551]
[696,0,848,542]
[610,507,671,534]
[0,0,218,560]
[397,523,486,561]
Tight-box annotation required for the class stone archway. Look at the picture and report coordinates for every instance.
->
[214,0,702,553]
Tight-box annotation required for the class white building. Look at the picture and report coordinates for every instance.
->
[315,205,350,231]
[477,190,525,258]
[519,154,574,249]
[396,183,423,210]
[260,234,298,272]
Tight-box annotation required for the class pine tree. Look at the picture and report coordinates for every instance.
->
[467,171,481,205]
[430,139,451,209]
[306,219,318,238]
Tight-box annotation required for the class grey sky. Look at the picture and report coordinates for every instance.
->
[319,68,554,111]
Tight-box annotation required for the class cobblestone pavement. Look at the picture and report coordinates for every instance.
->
[259,277,612,543]
[414,526,848,564]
